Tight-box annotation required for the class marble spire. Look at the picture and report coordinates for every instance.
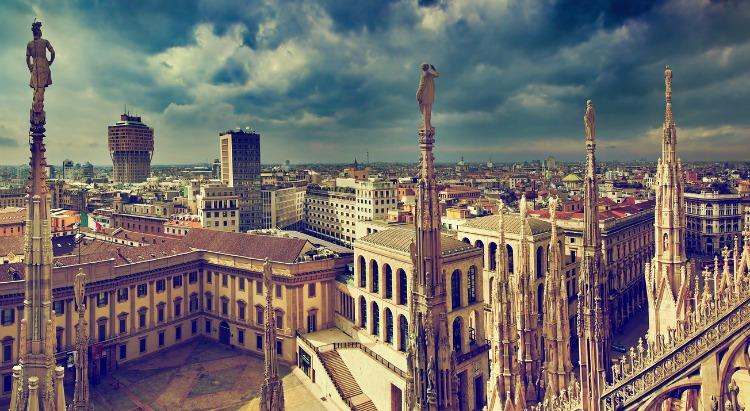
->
[487,200,519,410]
[407,62,457,411]
[577,100,611,411]
[260,259,285,411]
[541,197,573,399]
[646,65,691,339]
[514,194,541,404]
[11,20,66,411]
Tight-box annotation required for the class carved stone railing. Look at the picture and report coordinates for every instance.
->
[601,278,750,410]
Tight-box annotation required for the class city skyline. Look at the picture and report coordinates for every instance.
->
[1,1,749,166]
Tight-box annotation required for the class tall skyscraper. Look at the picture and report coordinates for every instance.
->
[646,66,691,339]
[578,100,611,411]
[108,113,154,183]
[62,159,73,180]
[220,128,261,231]
[81,162,94,180]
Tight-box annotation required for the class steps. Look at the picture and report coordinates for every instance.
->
[318,350,378,411]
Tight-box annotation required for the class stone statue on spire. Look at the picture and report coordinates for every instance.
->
[665,65,673,100]
[416,63,439,130]
[26,21,55,124]
[584,99,595,142]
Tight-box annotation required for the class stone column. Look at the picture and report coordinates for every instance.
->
[9,365,21,411]
[27,377,39,411]
[54,366,65,411]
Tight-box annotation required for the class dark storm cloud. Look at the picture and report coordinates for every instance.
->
[0,0,748,165]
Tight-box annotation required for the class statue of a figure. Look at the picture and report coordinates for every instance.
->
[74,268,87,311]
[26,21,55,116]
[584,99,595,141]
[263,258,272,291]
[427,356,436,390]
[416,63,439,130]
[665,65,672,96]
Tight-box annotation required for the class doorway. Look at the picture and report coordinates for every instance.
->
[219,321,231,345]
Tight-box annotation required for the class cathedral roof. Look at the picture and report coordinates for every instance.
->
[460,213,551,235]
[358,227,475,257]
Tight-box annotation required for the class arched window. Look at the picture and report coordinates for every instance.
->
[372,302,380,336]
[475,240,484,266]
[462,237,470,244]
[452,317,463,353]
[468,310,478,346]
[359,296,367,328]
[451,270,462,309]
[399,315,408,352]
[537,284,544,322]
[536,246,544,278]
[359,256,367,288]
[467,266,477,304]
[384,264,393,299]
[489,242,497,271]
[385,309,394,344]
[398,269,408,305]
[371,261,379,293]
[507,244,514,273]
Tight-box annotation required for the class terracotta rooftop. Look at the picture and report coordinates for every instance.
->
[0,236,23,258]
[358,227,476,256]
[182,229,310,263]
[461,213,551,235]
[528,199,655,221]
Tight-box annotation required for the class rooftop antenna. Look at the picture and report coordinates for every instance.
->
[366,150,370,165]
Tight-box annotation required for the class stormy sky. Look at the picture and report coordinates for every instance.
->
[0,0,749,166]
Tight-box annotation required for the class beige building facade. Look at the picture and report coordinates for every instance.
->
[324,227,489,411]
[685,191,749,256]
[197,183,240,232]
[262,184,306,230]
[0,229,350,400]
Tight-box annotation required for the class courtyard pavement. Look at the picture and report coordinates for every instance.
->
[88,337,332,411]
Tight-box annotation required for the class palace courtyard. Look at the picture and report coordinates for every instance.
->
[85,338,331,411]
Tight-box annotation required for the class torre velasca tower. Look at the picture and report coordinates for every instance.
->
[108,113,154,184]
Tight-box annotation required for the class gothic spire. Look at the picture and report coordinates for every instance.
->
[260,259,285,411]
[542,197,573,399]
[487,200,518,410]
[646,66,690,339]
[12,20,66,411]
[514,194,541,404]
[577,100,611,411]
[407,63,456,411]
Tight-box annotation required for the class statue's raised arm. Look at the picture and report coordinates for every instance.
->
[416,63,439,130]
